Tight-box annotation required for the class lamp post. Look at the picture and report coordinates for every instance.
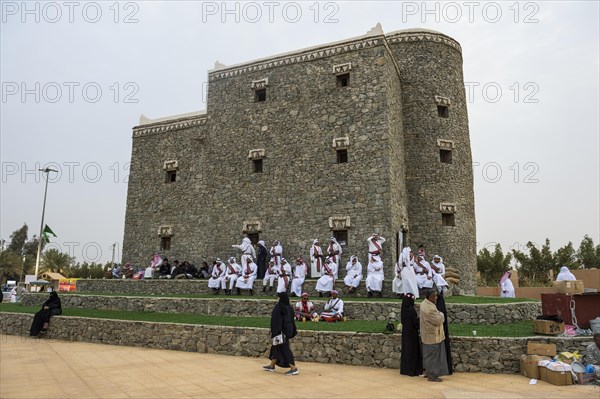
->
[110,242,117,268]
[34,168,58,279]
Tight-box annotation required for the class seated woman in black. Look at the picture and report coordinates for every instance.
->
[30,291,62,337]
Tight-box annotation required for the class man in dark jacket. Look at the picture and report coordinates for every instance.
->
[159,258,171,278]
[256,240,269,279]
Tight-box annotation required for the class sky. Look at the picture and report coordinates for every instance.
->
[1,1,599,264]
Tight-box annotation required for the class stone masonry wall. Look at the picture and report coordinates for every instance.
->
[122,29,477,294]
[23,293,541,324]
[124,36,398,270]
[387,32,477,294]
[1,312,591,373]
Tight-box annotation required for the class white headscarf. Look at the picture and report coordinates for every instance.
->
[258,240,265,246]
[400,247,412,266]
[347,255,361,269]
[313,239,319,245]
[556,266,576,281]
[432,255,444,266]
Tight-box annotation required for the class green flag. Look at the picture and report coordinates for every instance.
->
[43,224,57,243]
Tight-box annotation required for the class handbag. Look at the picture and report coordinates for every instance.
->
[272,333,285,346]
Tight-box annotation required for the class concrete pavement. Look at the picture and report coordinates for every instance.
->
[1,335,598,399]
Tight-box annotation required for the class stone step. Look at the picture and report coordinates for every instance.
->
[22,293,541,324]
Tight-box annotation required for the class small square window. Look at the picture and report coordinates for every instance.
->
[253,159,263,173]
[160,237,171,251]
[255,88,266,102]
[442,213,455,227]
[334,230,348,246]
[437,105,449,118]
[336,149,348,164]
[440,149,452,164]
[336,73,350,88]
[166,170,177,183]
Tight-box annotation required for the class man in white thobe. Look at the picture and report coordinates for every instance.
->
[262,260,277,293]
[500,272,515,298]
[294,293,318,321]
[430,255,449,294]
[290,257,307,297]
[415,255,434,290]
[320,290,345,322]
[399,247,419,298]
[208,259,226,294]
[276,258,292,294]
[366,255,384,297]
[367,233,386,258]
[327,237,342,279]
[343,255,362,294]
[270,240,283,267]
[315,258,337,297]
[232,237,256,266]
[236,258,258,295]
[392,259,403,296]
[222,257,242,295]
[310,239,323,278]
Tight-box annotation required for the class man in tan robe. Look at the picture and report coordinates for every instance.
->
[419,288,449,382]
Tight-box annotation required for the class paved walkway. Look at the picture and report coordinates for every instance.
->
[1,335,597,399]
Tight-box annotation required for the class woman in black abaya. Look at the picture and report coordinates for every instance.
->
[263,292,299,375]
[400,293,423,376]
[29,291,62,337]
[435,291,453,374]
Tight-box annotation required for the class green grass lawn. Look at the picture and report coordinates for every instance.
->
[0,303,535,336]
[49,291,537,304]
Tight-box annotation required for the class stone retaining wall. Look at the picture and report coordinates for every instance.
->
[0,312,592,374]
[23,294,541,324]
[75,279,450,299]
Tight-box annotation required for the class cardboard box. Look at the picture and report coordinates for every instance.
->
[527,342,557,357]
[553,280,584,294]
[574,371,596,385]
[520,354,551,379]
[533,319,565,335]
[539,367,573,386]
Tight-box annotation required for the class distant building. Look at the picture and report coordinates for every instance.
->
[122,25,477,293]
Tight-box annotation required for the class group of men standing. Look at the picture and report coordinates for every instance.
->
[204,234,450,298]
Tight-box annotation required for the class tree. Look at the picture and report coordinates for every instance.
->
[0,250,22,282]
[7,224,28,254]
[577,235,600,268]
[512,239,556,286]
[553,241,579,272]
[40,249,74,277]
[477,244,512,286]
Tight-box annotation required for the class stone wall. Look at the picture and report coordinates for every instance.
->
[75,278,460,299]
[23,293,541,324]
[386,31,477,295]
[1,312,591,374]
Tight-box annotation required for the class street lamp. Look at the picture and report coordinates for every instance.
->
[34,168,58,279]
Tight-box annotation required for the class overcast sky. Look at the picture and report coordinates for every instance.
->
[1,1,598,264]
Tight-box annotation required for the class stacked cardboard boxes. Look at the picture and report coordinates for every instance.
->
[520,342,574,386]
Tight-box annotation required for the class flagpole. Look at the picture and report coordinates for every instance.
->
[34,168,58,279]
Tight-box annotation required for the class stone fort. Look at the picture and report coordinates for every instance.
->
[122,25,477,294]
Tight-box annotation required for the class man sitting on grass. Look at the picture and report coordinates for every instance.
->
[294,292,318,321]
[319,290,344,322]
